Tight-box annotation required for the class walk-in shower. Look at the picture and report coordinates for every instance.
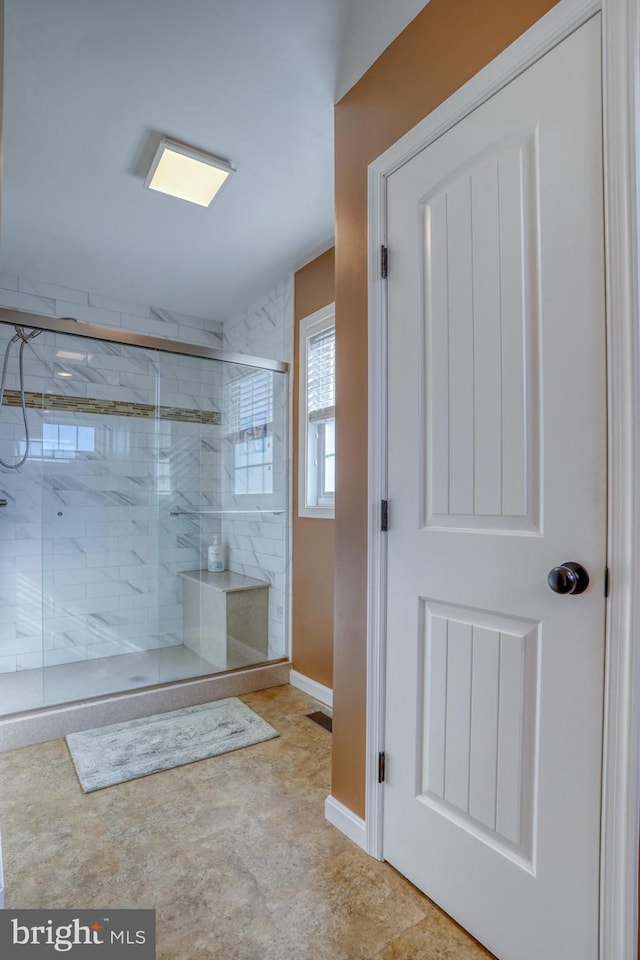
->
[0,310,289,722]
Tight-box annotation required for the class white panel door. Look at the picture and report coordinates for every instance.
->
[384,17,606,960]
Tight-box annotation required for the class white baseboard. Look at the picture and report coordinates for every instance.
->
[290,669,333,708]
[325,795,366,850]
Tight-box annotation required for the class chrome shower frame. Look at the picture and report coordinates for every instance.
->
[0,307,289,372]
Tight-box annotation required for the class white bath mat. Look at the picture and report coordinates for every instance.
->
[66,697,279,792]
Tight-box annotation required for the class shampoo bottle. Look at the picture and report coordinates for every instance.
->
[207,535,224,573]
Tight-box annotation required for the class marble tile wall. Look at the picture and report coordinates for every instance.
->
[0,276,224,348]
[221,278,293,659]
[223,278,293,363]
[0,279,224,673]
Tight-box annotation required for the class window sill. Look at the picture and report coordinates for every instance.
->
[299,504,335,520]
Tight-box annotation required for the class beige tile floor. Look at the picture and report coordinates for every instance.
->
[0,684,493,959]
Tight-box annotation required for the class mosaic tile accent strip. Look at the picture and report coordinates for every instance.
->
[2,390,221,425]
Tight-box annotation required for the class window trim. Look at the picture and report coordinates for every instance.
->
[298,302,335,519]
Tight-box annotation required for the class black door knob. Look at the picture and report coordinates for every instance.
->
[547,561,590,595]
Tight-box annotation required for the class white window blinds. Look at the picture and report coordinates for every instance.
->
[228,370,274,436]
[307,327,335,423]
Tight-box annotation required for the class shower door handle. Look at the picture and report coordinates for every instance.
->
[0,499,7,507]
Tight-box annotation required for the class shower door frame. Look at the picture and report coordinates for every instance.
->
[0,307,289,372]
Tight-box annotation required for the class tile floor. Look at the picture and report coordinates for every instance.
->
[0,684,492,959]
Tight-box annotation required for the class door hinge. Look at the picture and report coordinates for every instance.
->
[604,566,610,598]
[381,499,389,532]
[380,244,388,279]
[378,751,386,783]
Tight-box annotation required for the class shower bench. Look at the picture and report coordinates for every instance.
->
[179,569,270,668]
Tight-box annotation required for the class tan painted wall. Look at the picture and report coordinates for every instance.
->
[332,0,561,818]
[292,248,335,690]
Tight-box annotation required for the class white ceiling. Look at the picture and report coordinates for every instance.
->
[1,0,428,321]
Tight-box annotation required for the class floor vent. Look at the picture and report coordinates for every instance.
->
[306,710,332,733]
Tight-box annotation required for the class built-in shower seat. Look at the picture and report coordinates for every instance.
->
[179,569,270,668]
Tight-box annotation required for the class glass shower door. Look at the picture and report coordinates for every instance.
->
[38,332,163,704]
[156,349,290,675]
[0,321,45,715]
[152,350,220,682]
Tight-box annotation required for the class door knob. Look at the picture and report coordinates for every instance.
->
[547,561,590,595]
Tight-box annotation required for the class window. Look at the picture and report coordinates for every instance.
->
[299,303,335,518]
[228,370,274,496]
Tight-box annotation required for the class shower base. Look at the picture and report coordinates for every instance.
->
[0,642,269,718]
[0,650,289,752]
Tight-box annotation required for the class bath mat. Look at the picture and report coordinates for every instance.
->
[65,698,279,793]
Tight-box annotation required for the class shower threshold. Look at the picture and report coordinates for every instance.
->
[0,651,290,751]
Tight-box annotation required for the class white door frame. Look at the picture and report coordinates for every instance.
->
[365,0,640,957]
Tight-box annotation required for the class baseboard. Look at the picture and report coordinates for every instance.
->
[290,669,333,708]
[324,795,366,850]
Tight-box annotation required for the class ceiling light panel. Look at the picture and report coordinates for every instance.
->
[145,139,234,207]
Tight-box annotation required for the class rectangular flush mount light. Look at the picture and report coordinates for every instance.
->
[145,138,235,207]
